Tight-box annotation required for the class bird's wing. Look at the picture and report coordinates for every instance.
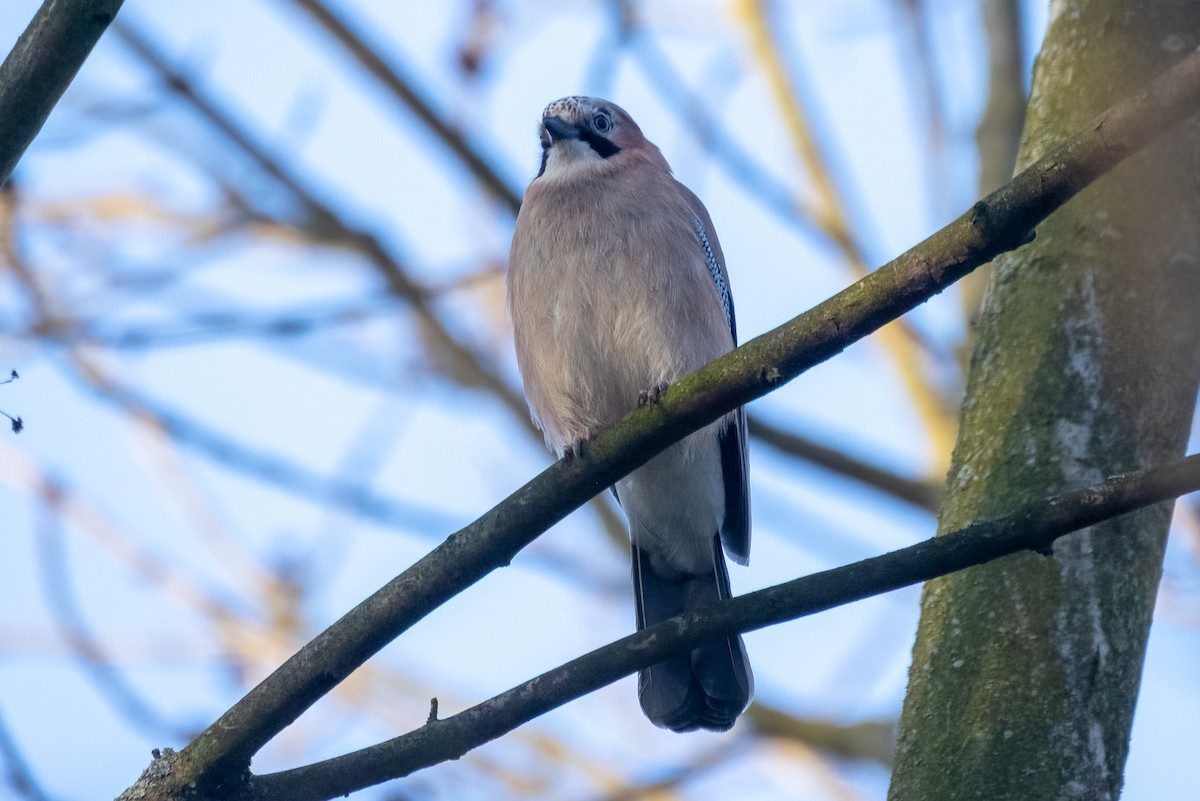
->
[675,181,750,565]
[677,184,737,343]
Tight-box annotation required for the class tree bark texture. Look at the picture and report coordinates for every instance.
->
[889,4,1200,801]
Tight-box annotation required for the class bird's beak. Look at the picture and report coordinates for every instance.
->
[542,115,579,143]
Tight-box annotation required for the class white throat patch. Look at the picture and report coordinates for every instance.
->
[541,138,605,181]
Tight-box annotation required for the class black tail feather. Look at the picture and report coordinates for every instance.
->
[632,537,753,732]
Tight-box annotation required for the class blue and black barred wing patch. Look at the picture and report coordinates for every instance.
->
[690,212,735,341]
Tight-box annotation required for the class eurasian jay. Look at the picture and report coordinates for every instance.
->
[507,96,752,732]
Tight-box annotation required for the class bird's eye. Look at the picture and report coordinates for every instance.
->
[592,113,612,134]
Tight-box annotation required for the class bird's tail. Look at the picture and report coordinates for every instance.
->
[632,535,753,732]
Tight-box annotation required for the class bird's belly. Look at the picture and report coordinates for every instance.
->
[550,284,670,428]
[531,273,723,452]
[511,212,732,454]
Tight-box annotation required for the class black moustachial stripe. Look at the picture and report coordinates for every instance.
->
[579,128,620,159]
[537,124,617,176]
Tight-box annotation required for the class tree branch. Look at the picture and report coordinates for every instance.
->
[235,453,1200,800]
[117,44,1200,799]
[0,0,126,186]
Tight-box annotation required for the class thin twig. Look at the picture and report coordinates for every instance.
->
[627,25,828,241]
[111,20,518,411]
[21,300,400,348]
[71,357,466,536]
[0,368,20,432]
[736,0,866,258]
[584,739,743,801]
[976,0,1028,197]
[745,703,895,766]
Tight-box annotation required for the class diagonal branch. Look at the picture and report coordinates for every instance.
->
[240,453,1200,800]
[118,43,1200,799]
[0,0,126,186]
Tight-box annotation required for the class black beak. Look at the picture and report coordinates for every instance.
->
[542,115,578,143]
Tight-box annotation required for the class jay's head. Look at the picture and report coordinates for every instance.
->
[535,96,664,181]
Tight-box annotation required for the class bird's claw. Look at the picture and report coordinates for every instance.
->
[638,381,670,407]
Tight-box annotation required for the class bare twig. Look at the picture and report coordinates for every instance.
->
[0,438,250,629]
[116,45,1200,799]
[976,0,1028,197]
[0,369,20,432]
[21,300,400,348]
[736,0,866,259]
[0,0,126,186]
[121,29,508,397]
[69,358,465,536]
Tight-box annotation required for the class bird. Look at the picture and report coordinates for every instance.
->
[507,96,752,732]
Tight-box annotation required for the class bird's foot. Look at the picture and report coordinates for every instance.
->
[562,438,588,461]
[638,381,670,407]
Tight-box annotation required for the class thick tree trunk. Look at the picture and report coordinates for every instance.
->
[888,4,1200,800]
